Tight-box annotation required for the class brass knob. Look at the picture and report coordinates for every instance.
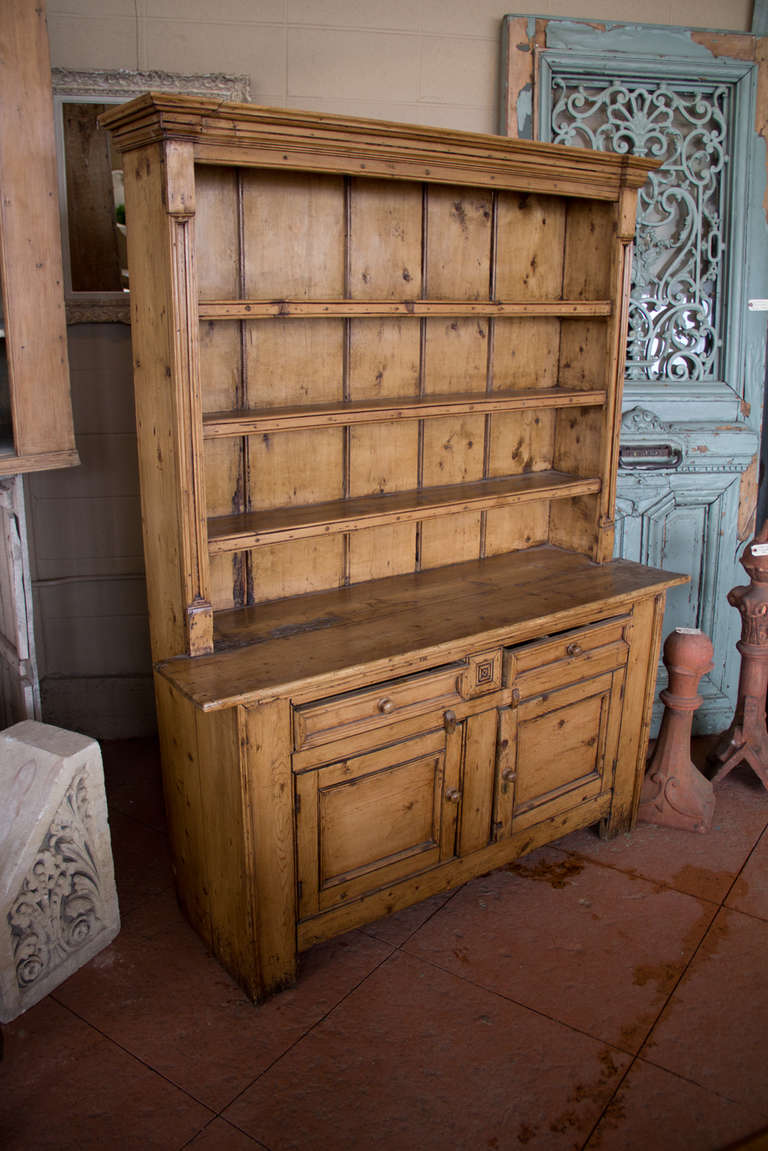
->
[445,787,462,803]
[502,768,517,782]
[378,697,394,714]
[566,642,582,657]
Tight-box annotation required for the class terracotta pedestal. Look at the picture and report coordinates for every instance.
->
[710,529,768,791]
[638,627,715,834]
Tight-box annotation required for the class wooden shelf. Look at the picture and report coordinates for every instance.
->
[207,471,601,555]
[156,547,687,712]
[198,299,613,320]
[202,387,607,438]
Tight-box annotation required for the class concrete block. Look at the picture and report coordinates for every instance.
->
[0,721,120,1022]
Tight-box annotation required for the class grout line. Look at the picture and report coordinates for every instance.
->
[179,1115,270,1150]
[216,936,399,1112]
[577,820,768,1148]
[47,993,219,1117]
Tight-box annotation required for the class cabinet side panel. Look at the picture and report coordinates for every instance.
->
[154,675,211,946]
[195,703,259,991]
[241,699,297,997]
[604,593,666,836]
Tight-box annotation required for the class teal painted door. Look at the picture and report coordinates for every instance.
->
[502,18,768,732]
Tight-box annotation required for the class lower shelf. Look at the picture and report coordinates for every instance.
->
[206,471,602,555]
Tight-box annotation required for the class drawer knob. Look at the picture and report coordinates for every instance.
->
[502,768,517,783]
[444,709,457,734]
[445,787,462,803]
[378,697,394,714]
[566,642,583,657]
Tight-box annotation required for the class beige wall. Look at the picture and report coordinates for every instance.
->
[47,0,753,135]
[32,0,754,737]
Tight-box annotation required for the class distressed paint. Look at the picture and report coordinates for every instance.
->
[502,15,768,732]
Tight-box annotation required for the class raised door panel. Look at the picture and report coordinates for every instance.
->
[494,669,624,838]
[295,727,461,919]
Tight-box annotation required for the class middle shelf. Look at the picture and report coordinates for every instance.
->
[207,470,602,554]
[202,386,607,437]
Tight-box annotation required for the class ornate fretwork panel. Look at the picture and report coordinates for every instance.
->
[550,77,730,385]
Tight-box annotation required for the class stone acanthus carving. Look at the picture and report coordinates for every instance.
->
[8,770,106,996]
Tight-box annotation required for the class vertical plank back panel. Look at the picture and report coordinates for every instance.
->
[562,200,615,300]
[347,180,423,581]
[492,318,561,393]
[241,170,345,298]
[348,178,422,299]
[495,191,565,299]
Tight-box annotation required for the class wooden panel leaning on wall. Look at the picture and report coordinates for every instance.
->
[101,94,686,1001]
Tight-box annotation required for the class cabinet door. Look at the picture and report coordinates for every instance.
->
[295,727,462,919]
[494,668,625,838]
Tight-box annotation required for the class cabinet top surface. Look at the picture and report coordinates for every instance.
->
[100,92,658,196]
[157,548,685,712]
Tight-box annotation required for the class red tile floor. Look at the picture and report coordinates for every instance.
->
[2,736,768,1150]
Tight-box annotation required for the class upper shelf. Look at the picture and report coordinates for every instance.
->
[198,299,613,320]
[202,387,607,438]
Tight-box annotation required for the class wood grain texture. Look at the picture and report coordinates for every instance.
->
[158,548,686,711]
[207,472,602,554]
[240,699,297,996]
[0,0,76,463]
[108,97,677,1001]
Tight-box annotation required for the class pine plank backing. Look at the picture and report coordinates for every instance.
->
[157,547,686,710]
[207,471,602,554]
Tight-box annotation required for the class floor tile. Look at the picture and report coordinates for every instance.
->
[358,889,454,947]
[224,949,631,1151]
[554,764,768,905]
[0,996,211,1150]
[726,829,768,921]
[102,736,167,832]
[52,888,392,1112]
[402,847,716,1052]
[186,1117,267,1148]
[107,807,174,918]
[641,907,768,1116]
[585,1058,768,1151]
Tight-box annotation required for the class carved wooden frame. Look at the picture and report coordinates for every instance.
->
[52,69,252,324]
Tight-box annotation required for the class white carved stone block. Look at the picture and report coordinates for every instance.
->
[0,721,120,1023]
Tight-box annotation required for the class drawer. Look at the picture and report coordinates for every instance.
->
[294,663,464,751]
[505,614,631,697]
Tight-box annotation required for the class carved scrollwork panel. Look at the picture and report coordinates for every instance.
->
[550,76,729,385]
[8,770,107,997]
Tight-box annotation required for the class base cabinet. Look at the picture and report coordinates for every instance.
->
[155,580,677,1001]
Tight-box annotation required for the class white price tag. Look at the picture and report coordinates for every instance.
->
[674,627,702,635]
[751,543,768,556]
